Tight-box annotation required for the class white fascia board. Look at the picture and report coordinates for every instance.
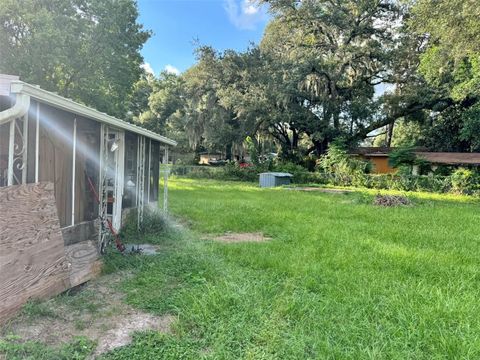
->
[10,81,177,146]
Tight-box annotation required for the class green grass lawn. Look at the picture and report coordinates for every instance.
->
[104,178,480,359]
[3,178,480,359]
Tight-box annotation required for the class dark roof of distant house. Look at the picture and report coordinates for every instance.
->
[350,147,428,156]
[415,152,480,165]
[351,147,480,165]
[350,147,394,155]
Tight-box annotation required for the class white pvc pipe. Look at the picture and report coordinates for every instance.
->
[7,119,14,186]
[35,102,40,183]
[0,93,30,126]
[22,114,28,184]
[136,136,140,206]
[147,138,151,202]
[163,146,169,213]
[71,118,77,226]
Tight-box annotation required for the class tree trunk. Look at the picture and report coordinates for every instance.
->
[386,120,395,147]
[225,143,232,161]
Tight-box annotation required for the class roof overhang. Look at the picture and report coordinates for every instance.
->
[10,81,177,146]
[415,152,480,165]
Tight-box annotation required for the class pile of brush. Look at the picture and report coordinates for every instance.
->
[373,194,411,207]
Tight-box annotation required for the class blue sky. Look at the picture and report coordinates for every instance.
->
[137,0,270,76]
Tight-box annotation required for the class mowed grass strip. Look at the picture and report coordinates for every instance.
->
[104,178,480,359]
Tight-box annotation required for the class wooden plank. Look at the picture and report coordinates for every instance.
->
[0,182,70,324]
[38,104,74,227]
[61,220,99,246]
[65,240,101,288]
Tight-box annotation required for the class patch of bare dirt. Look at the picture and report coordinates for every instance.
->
[210,232,271,243]
[373,194,411,207]
[1,271,174,357]
[93,313,174,356]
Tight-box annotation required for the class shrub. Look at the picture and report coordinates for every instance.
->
[121,207,168,239]
[170,162,477,196]
[450,168,477,194]
[388,146,417,169]
[317,141,370,175]
[273,162,310,183]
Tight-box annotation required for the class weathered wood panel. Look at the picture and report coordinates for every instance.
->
[65,240,101,288]
[61,220,99,246]
[0,182,70,323]
[38,104,74,227]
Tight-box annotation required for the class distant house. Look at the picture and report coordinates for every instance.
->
[351,147,480,174]
[350,147,397,174]
[199,152,224,165]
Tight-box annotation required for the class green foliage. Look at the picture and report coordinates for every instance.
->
[450,168,478,194]
[223,162,261,182]
[388,146,417,168]
[318,173,452,193]
[412,0,480,101]
[6,180,479,358]
[172,160,479,196]
[388,146,431,175]
[0,336,95,360]
[0,0,150,118]
[171,161,319,184]
[102,332,197,359]
[317,142,350,173]
[120,207,168,240]
[373,120,425,147]
[273,162,311,183]
[460,103,480,151]
[139,0,438,158]
[138,178,480,358]
[318,142,371,178]
[422,105,472,152]
[19,300,56,319]
[244,136,259,165]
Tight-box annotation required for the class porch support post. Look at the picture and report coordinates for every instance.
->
[7,119,14,186]
[136,135,140,207]
[71,117,77,226]
[21,115,28,185]
[35,102,40,183]
[147,138,151,203]
[163,146,169,213]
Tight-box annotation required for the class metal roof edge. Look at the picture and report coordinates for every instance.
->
[10,81,177,146]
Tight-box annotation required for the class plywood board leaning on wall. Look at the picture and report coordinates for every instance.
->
[0,182,70,324]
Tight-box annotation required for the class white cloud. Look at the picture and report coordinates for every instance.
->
[164,64,180,75]
[243,0,259,15]
[141,62,155,75]
[224,0,267,30]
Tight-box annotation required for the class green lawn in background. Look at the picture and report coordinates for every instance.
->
[4,178,479,359]
[105,178,480,359]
